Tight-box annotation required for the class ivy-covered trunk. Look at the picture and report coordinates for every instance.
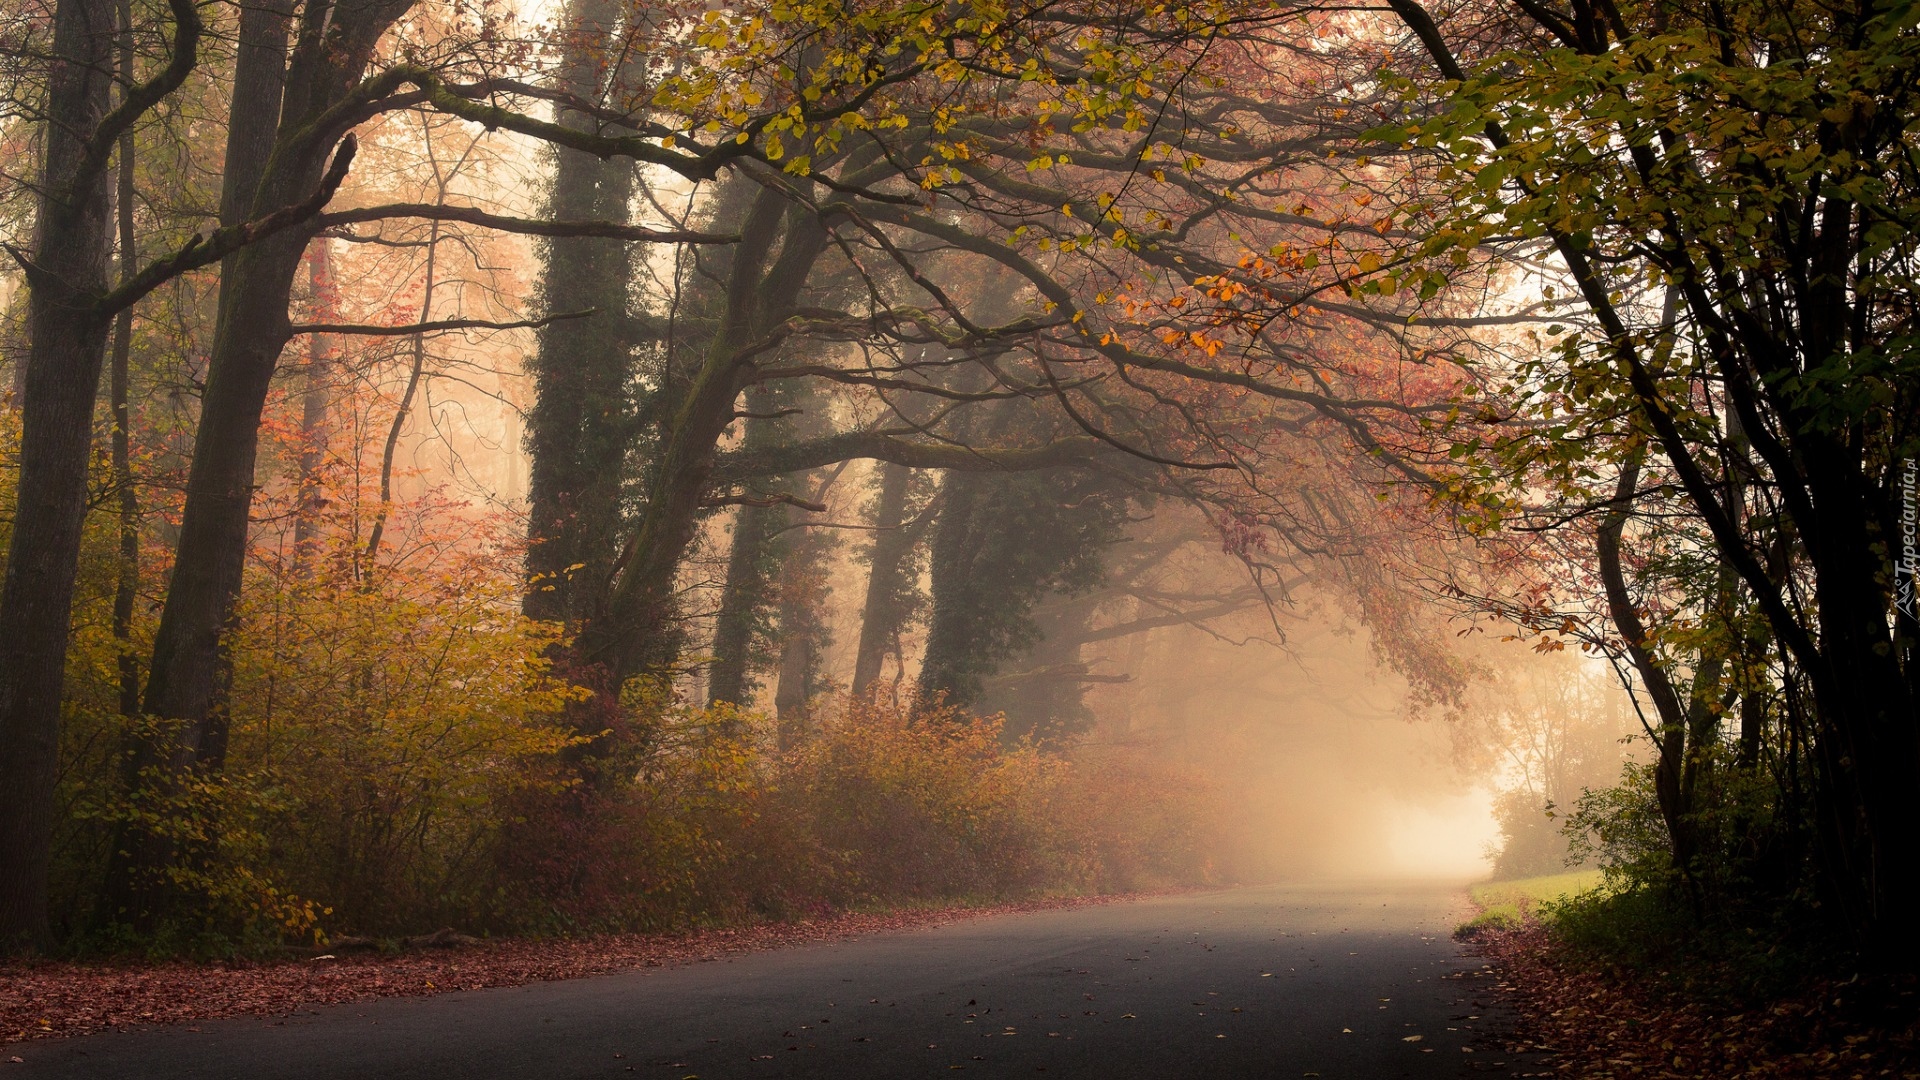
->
[919,464,1131,713]
[850,463,922,698]
[573,193,827,688]
[523,0,639,625]
[291,238,335,568]
[770,513,835,744]
[706,387,787,708]
[917,470,991,709]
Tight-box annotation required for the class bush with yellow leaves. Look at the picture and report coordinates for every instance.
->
[491,690,1227,934]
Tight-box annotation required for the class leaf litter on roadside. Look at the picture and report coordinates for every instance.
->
[1469,925,1919,1079]
[1,894,1128,1045]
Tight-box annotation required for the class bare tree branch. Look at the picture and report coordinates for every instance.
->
[701,492,830,513]
[318,203,738,244]
[80,136,359,318]
[289,309,595,337]
[713,432,1113,483]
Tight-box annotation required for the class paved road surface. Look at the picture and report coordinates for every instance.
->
[17,883,1537,1079]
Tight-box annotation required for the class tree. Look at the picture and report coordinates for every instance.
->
[553,0,1480,700]
[974,521,1281,744]
[110,0,419,925]
[850,462,935,699]
[103,0,749,922]
[0,0,1518,947]
[522,0,645,625]
[0,0,201,952]
[1383,0,1920,953]
[918,463,1135,714]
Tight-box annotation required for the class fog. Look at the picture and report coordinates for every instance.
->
[1076,589,1504,885]
[658,484,1630,887]
[0,0,1657,951]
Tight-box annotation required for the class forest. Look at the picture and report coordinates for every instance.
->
[0,0,1915,1063]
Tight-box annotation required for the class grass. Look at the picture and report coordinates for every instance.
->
[1470,868,1606,910]
[1456,869,1606,939]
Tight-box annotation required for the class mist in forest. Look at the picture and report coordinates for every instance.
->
[0,0,1648,951]
[673,476,1633,889]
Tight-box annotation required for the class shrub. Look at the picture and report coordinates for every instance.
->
[489,692,1227,934]
[224,551,586,934]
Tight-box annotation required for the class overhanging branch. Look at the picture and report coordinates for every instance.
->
[713,432,1111,483]
[289,309,595,337]
[90,136,359,318]
[318,203,738,245]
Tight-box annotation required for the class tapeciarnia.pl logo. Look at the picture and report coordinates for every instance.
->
[1901,458,1918,621]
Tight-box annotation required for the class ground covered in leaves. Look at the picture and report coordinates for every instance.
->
[1,895,1128,1047]
[1469,925,1920,1079]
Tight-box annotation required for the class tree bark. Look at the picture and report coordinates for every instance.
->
[851,463,920,698]
[771,539,823,745]
[523,0,639,624]
[140,0,408,753]
[0,0,119,950]
[1385,0,1920,956]
[917,470,989,708]
[978,597,1095,745]
[706,384,790,708]
[1595,456,1697,880]
[113,0,406,925]
[573,191,826,685]
[706,501,779,707]
[110,0,140,718]
[292,239,334,570]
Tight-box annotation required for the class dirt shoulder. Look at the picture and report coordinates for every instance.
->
[2,894,1133,1047]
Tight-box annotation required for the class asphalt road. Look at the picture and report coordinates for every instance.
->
[16,882,1539,1080]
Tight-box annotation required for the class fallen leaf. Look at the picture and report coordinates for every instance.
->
[0,897,1136,1048]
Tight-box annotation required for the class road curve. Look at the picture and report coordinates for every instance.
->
[16,882,1534,1079]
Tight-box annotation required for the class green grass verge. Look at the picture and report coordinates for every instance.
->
[1470,869,1606,909]
[1456,869,1606,939]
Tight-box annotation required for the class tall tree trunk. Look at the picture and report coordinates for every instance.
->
[1597,454,1736,903]
[0,0,119,952]
[1595,455,1696,882]
[115,0,403,924]
[707,385,790,708]
[110,0,140,718]
[140,0,403,753]
[1807,475,1920,954]
[292,238,334,570]
[851,463,917,698]
[770,506,836,745]
[706,501,779,707]
[917,470,988,708]
[574,193,826,686]
[137,34,298,769]
[979,597,1096,745]
[771,550,816,747]
[523,0,638,624]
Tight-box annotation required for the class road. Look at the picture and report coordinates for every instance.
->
[17,882,1538,1079]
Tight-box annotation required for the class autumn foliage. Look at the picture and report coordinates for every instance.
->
[489,691,1222,937]
[25,409,1219,950]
